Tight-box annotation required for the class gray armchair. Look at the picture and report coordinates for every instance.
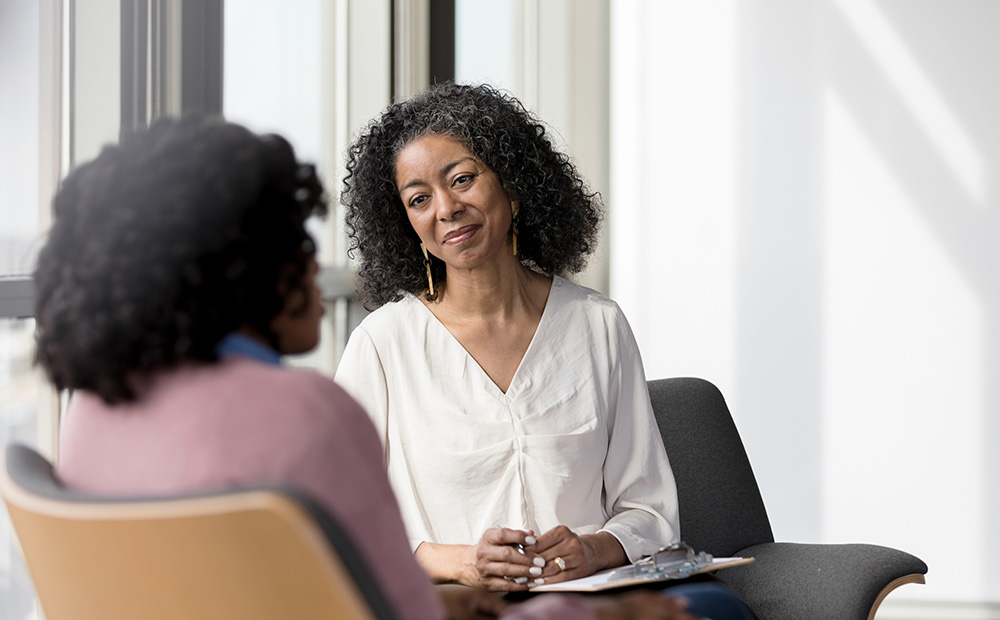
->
[648,377,927,620]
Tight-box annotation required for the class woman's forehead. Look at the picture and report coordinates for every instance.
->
[394,135,485,184]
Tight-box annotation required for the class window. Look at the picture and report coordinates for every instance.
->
[0,2,42,280]
[0,2,604,616]
[0,320,42,620]
[0,1,396,611]
[223,0,345,373]
[0,1,58,616]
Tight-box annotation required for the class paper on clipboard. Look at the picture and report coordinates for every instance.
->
[530,556,755,592]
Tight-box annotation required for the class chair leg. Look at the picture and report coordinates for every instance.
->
[866,574,926,620]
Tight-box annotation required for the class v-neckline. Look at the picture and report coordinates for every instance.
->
[413,276,559,398]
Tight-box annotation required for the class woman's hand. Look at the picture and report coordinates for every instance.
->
[415,526,625,590]
[461,527,547,591]
[532,527,627,584]
[586,591,699,620]
[415,528,548,591]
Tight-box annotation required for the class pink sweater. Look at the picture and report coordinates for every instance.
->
[57,357,591,620]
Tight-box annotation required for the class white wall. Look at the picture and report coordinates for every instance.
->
[611,0,1000,606]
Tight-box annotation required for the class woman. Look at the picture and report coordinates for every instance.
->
[33,116,708,620]
[336,83,680,591]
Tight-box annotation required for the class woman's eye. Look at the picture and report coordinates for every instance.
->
[409,195,428,208]
[453,174,474,186]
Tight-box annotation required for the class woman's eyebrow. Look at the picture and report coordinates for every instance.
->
[440,156,476,177]
[398,178,424,192]
[399,157,477,192]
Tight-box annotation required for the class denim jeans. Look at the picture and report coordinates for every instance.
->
[661,581,755,620]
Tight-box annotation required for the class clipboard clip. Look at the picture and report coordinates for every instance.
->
[634,541,713,579]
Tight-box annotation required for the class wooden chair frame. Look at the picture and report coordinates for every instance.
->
[2,444,397,620]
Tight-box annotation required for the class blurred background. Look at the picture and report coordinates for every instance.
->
[1,1,997,617]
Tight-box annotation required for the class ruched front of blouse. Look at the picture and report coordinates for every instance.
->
[335,276,680,561]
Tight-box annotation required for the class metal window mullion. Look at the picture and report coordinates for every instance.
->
[149,0,161,119]
[428,0,454,84]
[121,0,148,133]
[393,0,429,100]
[0,278,35,319]
[180,0,223,116]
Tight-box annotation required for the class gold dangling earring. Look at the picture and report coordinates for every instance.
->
[420,242,437,301]
[511,201,520,256]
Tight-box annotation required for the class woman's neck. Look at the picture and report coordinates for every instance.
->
[431,259,550,323]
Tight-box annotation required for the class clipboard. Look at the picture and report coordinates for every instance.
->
[530,543,755,593]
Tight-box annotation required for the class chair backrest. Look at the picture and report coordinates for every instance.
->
[648,377,774,557]
[1,443,398,620]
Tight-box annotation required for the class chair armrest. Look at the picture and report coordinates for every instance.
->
[716,542,927,620]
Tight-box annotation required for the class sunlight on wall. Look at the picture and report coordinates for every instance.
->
[832,0,985,207]
[822,89,985,601]
[611,0,999,606]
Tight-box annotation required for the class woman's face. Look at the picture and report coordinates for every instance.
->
[270,258,324,355]
[395,134,514,272]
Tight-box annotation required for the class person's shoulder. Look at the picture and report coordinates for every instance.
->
[234,361,375,432]
[551,274,625,319]
[549,276,638,348]
[214,357,354,407]
[272,364,359,408]
[217,362,384,471]
[362,292,423,324]
[352,292,427,343]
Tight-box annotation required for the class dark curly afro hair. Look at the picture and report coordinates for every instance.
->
[342,82,603,309]
[33,116,327,404]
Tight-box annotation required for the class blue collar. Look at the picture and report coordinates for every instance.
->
[216,332,282,366]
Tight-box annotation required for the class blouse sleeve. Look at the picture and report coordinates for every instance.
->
[597,306,681,562]
[334,326,391,468]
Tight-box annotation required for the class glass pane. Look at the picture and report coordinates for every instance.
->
[455,0,518,90]
[223,0,323,161]
[0,318,41,620]
[0,2,42,277]
[223,0,343,374]
[222,0,329,256]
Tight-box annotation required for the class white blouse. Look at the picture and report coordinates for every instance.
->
[334,275,680,562]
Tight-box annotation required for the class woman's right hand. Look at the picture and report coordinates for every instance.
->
[458,527,547,591]
[587,591,699,620]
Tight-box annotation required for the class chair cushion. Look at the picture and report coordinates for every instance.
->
[717,542,928,620]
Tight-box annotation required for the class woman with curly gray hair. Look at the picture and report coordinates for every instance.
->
[335,83,693,599]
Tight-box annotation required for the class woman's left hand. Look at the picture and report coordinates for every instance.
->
[531,526,627,584]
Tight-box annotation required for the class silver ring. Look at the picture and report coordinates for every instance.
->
[554,556,567,571]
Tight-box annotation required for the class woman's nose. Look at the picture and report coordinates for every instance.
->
[435,191,464,220]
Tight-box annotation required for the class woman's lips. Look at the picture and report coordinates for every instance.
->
[443,225,480,245]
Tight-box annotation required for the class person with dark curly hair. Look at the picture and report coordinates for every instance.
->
[33,116,719,620]
[334,83,692,597]
[34,118,328,403]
